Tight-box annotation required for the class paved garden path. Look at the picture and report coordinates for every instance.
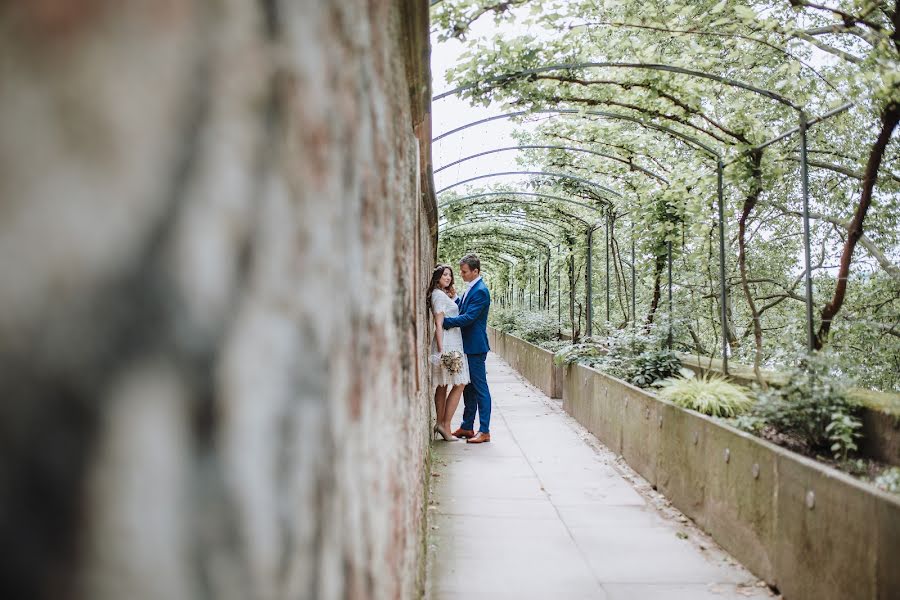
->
[427,353,777,600]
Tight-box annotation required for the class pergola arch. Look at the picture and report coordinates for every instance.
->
[434,144,669,184]
[433,61,801,110]
[440,210,578,234]
[433,109,720,158]
[436,170,623,200]
[442,220,559,245]
[430,9,866,365]
[442,203,593,234]
[439,191,607,218]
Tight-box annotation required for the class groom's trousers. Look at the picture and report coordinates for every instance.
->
[461,352,492,433]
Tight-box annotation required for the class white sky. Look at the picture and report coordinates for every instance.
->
[431,15,549,197]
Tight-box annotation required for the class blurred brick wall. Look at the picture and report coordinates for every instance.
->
[0,1,437,598]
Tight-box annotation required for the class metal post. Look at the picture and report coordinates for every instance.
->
[528,273,532,311]
[799,112,815,351]
[586,227,594,337]
[537,262,542,310]
[605,210,610,324]
[557,245,562,334]
[545,250,551,311]
[717,160,730,374]
[667,240,673,350]
[631,220,636,331]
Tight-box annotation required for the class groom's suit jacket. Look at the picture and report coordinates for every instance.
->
[443,278,491,354]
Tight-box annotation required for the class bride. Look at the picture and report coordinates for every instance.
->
[427,264,470,441]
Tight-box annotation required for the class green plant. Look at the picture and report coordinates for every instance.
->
[516,311,557,344]
[656,373,753,418]
[626,349,683,389]
[825,413,863,461]
[538,339,570,353]
[750,352,862,458]
[873,467,900,494]
[731,413,766,434]
[553,341,606,366]
[489,306,518,333]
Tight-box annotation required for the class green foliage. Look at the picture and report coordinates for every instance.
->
[749,352,863,459]
[825,413,863,461]
[655,373,753,418]
[488,306,519,333]
[537,339,571,353]
[516,311,558,344]
[553,339,605,366]
[873,467,900,494]
[433,0,900,392]
[553,327,680,387]
[627,349,683,388]
[489,307,559,345]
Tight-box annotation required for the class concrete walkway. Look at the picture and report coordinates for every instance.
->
[427,353,777,600]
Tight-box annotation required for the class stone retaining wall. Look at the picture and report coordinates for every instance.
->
[487,328,563,399]
[0,2,436,599]
[678,353,900,467]
[490,331,900,600]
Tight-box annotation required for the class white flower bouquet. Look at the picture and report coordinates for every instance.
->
[440,350,464,374]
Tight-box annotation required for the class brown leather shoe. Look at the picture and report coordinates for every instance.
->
[452,428,475,439]
[467,432,491,444]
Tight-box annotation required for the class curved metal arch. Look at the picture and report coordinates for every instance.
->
[440,191,605,217]
[433,62,801,110]
[442,221,557,246]
[434,109,719,158]
[442,226,552,250]
[441,218,559,241]
[434,144,669,184]
[441,198,593,229]
[436,170,622,200]
[440,213,573,236]
[445,242,548,267]
[442,208,587,236]
[448,238,549,261]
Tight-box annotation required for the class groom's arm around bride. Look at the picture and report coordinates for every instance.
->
[442,288,489,331]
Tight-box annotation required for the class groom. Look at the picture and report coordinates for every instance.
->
[443,254,493,444]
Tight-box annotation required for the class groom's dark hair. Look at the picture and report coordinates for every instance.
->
[460,254,480,272]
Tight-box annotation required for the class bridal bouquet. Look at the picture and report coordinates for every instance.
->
[440,350,464,374]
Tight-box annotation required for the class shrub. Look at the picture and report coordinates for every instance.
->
[516,311,558,344]
[626,349,683,388]
[553,340,606,366]
[538,339,570,353]
[750,352,862,459]
[656,373,753,417]
[489,306,518,333]
[874,467,900,494]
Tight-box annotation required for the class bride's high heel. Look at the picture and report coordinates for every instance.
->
[434,424,456,442]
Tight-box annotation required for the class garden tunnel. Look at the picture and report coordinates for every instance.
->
[431,55,880,375]
[427,3,900,598]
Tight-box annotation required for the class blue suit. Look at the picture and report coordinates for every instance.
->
[443,278,492,433]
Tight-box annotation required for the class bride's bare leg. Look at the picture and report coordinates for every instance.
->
[433,385,447,431]
[443,384,465,431]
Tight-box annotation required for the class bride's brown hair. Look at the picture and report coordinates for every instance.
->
[426,264,454,312]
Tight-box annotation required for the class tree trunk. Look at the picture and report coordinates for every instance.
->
[815,102,899,348]
[737,150,766,385]
[645,250,666,329]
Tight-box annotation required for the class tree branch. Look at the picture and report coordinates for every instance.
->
[816,102,900,347]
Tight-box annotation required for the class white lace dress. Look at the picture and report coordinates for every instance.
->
[430,289,471,387]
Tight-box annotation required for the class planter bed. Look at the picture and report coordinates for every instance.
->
[489,329,900,600]
[487,328,562,399]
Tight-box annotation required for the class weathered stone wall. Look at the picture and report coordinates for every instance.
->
[0,2,436,599]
